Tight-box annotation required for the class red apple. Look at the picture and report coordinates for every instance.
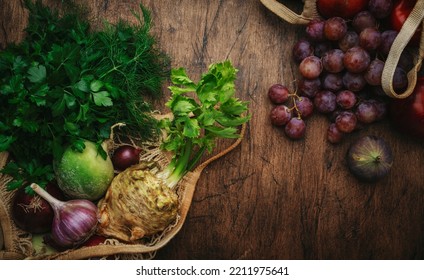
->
[317,0,368,19]
[389,77,424,140]
[390,0,421,46]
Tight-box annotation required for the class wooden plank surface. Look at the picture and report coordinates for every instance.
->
[1,0,423,260]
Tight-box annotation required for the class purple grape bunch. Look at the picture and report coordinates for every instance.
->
[268,2,408,143]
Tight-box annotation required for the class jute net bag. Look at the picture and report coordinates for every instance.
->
[260,0,320,24]
[0,119,246,260]
[260,0,424,99]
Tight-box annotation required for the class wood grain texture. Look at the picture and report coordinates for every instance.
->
[1,0,423,260]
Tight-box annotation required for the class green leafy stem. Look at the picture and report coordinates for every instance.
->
[159,61,251,188]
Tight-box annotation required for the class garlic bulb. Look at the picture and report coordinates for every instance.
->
[97,161,179,242]
[30,183,98,248]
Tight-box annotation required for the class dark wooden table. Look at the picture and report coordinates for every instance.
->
[1,0,423,260]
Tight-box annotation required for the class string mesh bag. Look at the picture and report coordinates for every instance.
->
[260,0,320,25]
[0,116,246,260]
[0,152,34,259]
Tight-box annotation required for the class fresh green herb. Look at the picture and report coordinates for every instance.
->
[0,0,169,190]
[158,61,250,188]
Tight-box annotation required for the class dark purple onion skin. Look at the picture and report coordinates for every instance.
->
[51,199,98,248]
[346,135,393,182]
[112,145,141,171]
[12,182,65,234]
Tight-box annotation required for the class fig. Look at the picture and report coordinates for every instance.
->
[346,135,393,182]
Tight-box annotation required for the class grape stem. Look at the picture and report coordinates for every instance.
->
[288,90,303,119]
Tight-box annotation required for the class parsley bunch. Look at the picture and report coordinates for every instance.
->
[0,0,169,190]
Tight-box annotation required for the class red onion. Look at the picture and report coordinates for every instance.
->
[11,182,65,234]
[30,183,98,248]
[82,234,106,247]
[111,145,141,171]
